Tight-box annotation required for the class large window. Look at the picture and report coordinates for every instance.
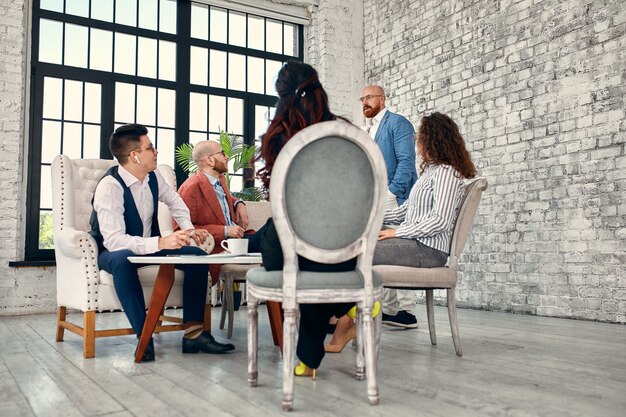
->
[27,0,303,261]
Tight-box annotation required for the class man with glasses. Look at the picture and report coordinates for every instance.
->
[178,140,260,288]
[361,85,418,329]
[90,124,235,362]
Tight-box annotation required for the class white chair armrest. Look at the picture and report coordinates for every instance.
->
[56,228,98,259]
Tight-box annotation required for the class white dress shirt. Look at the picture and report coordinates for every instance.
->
[384,164,465,253]
[365,107,388,141]
[93,165,194,254]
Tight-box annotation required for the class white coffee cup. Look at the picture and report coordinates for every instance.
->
[221,238,248,255]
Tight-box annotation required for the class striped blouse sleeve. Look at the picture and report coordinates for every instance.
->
[395,166,462,239]
[383,198,409,225]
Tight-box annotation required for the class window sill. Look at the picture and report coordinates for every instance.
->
[8,260,56,267]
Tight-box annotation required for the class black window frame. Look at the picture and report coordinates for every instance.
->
[25,0,303,261]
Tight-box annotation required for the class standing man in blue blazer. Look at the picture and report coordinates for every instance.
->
[361,85,419,328]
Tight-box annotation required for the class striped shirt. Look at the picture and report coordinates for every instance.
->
[384,164,466,254]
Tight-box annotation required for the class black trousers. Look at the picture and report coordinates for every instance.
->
[99,246,209,337]
[259,218,356,368]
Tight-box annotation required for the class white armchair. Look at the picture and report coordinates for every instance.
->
[51,155,213,358]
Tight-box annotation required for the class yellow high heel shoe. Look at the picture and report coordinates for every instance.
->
[294,361,316,380]
[347,301,381,320]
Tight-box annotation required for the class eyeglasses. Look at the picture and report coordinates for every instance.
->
[131,144,156,154]
[358,94,383,103]
[208,150,226,158]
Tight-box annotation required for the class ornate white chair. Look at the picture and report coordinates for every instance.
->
[245,121,388,410]
[373,177,488,357]
[51,155,213,358]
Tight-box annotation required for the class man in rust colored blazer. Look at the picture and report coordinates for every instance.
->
[178,140,255,286]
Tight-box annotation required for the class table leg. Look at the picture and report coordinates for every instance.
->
[266,301,284,352]
[135,264,175,363]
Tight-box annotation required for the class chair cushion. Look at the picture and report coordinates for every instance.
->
[246,267,383,290]
[373,265,456,288]
[99,266,185,287]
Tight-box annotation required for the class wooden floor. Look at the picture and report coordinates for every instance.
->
[1,305,624,417]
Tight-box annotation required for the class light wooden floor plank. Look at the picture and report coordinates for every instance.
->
[2,306,624,417]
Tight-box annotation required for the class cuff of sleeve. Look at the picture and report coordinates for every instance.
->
[234,199,245,208]
[147,236,160,254]
[178,221,194,231]
[224,226,228,238]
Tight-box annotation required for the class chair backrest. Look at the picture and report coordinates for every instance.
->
[51,154,176,236]
[447,177,488,268]
[270,120,388,269]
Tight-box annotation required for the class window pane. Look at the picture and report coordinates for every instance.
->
[266,20,282,54]
[229,11,246,47]
[39,19,63,65]
[64,80,83,122]
[248,15,264,51]
[228,53,245,91]
[158,40,176,81]
[115,0,137,27]
[38,211,54,249]
[43,77,62,120]
[159,0,177,34]
[227,98,243,135]
[247,57,264,94]
[40,0,63,13]
[189,93,207,131]
[41,121,61,164]
[156,128,175,167]
[190,46,208,86]
[66,0,88,17]
[115,82,135,124]
[209,49,226,88]
[189,131,207,146]
[114,33,136,75]
[64,24,88,68]
[208,95,225,133]
[137,37,157,79]
[210,7,227,43]
[83,125,101,159]
[230,175,242,192]
[138,0,158,31]
[89,28,112,72]
[284,23,298,56]
[91,0,113,22]
[63,122,82,158]
[136,85,156,126]
[40,166,52,208]
[84,83,101,123]
[191,3,208,40]
[266,60,282,95]
[255,105,271,139]
[158,88,175,128]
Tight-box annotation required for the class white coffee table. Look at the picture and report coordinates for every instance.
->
[128,253,262,363]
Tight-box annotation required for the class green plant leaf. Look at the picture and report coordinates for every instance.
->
[232,187,264,202]
[175,143,197,174]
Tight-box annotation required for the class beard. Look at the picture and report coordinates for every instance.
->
[214,158,228,174]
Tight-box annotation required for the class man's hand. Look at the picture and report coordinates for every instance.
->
[235,203,249,230]
[378,228,396,241]
[187,229,210,245]
[226,225,245,238]
[159,230,191,249]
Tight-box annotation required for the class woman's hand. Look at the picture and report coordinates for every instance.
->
[378,228,396,241]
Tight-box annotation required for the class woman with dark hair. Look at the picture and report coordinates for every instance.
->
[326,112,477,352]
[256,61,367,379]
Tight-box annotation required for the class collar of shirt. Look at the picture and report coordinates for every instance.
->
[367,107,387,127]
[118,164,149,188]
[203,172,220,187]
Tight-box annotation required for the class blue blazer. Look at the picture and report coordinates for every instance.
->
[374,110,417,204]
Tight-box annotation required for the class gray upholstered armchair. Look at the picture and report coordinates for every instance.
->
[51,155,213,358]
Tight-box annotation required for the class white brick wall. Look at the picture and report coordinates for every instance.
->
[364,0,626,323]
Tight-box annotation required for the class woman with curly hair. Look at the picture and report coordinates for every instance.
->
[326,112,477,351]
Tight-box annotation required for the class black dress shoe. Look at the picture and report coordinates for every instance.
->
[135,338,155,362]
[182,331,235,354]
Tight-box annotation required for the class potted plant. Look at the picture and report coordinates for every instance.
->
[175,131,263,201]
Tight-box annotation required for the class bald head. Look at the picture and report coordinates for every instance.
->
[361,85,386,118]
[193,140,221,169]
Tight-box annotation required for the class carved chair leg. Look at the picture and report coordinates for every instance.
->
[426,290,437,346]
[282,308,297,411]
[247,298,259,386]
[83,310,96,359]
[56,306,67,342]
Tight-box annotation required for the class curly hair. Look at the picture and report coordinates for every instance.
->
[417,112,476,179]
[256,61,343,190]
